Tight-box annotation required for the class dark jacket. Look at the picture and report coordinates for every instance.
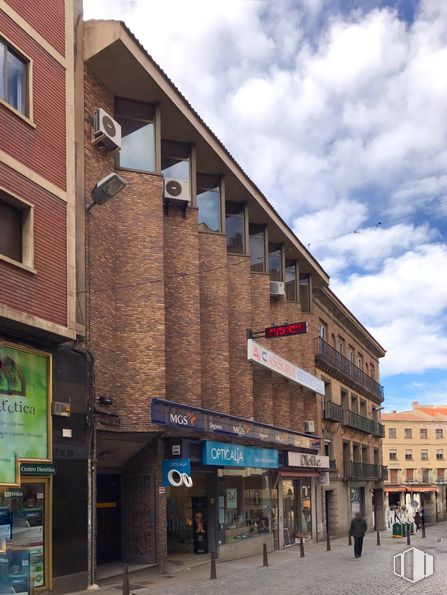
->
[349,517,367,537]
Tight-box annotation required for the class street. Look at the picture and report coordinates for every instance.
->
[78,522,447,595]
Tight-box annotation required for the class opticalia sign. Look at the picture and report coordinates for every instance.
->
[247,339,325,395]
[202,440,279,468]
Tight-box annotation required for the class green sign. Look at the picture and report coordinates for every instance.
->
[20,463,56,475]
[0,343,51,485]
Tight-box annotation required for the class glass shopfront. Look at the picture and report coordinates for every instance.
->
[0,479,50,592]
[218,468,272,544]
[282,478,312,541]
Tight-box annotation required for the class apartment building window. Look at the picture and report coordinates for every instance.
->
[374,448,380,466]
[0,39,28,115]
[116,98,155,172]
[420,428,428,439]
[268,243,283,281]
[299,274,311,312]
[341,389,349,409]
[437,468,445,481]
[197,174,221,233]
[357,353,363,369]
[389,469,399,483]
[226,202,245,254]
[338,338,345,356]
[285,260,297,301]
[436,449,444,460]
[405,468,414,481]
[421,468,430,483]
[370,364,375,379]
[351,394,358,414]
[388,427,397,439]
[249,224,266,272]
[359,399,367,417]
[405,449,413,460]
[436,428,444,439]
[0,191,33,269]
[421,449,429,460]
[161,140,191,199]
[404,428,412,439]
[348,348,354,363]
[319,322,327,341]
[389,449,397,461]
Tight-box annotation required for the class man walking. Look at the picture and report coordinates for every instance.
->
[349,512,367,558]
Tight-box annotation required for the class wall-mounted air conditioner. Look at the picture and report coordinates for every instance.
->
[304,420,315,433]
[92,108,122,150]
[164,177,191,203]
[269,281,285,296]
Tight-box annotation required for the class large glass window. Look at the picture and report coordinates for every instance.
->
[249,224,266,272]
[268,243,282,281]
[226,202,245,254]
[299,274,311,312]
[0,40,28,115]
[161,140,191,186]
[285,260,297,301]
[116,98,155,172]
[197,174,221,232]
[219,468,272,544]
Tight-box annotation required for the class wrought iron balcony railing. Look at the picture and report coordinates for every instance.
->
[315,338,384,402]
[343,460,386,480]
[323,401,344,423]
[343,409,376,434]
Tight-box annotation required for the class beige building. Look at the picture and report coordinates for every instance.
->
[382,402,447,523]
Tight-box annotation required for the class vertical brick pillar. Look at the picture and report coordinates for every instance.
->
[198,233,230,412]
[228,254,253,418]
[164,208,202,406]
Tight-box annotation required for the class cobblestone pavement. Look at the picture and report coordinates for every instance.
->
[75,523,447,595]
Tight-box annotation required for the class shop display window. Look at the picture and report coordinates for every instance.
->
[0,480,48,592]
[218,468,272,543]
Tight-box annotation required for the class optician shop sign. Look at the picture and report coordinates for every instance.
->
[151,399,321,451]
[162,458,192,487]
[203,440,279,468]
[247,339,325,396]
[287,452,330,469]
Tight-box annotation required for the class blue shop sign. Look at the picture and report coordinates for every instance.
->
[202,440,278,468]
[162,458,191,486]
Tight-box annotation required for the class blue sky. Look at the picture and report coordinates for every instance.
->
[85,0,447,412]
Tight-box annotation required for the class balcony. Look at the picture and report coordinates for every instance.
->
[343,409,376,434]
[315,338,384,402]
[324,401,344,423]
[374,422,385,437]
[344,460,386,481]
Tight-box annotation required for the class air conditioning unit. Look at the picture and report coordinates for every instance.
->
[164,177,191,203]
[92,108,121,150]
[304,420,315,433]
[269,281,285,296]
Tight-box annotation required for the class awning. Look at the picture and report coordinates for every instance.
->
[385,487,406,493]
[405,487,439,493]
[279,470,321,478]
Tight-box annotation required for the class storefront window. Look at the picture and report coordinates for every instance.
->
[282,478,312,541]
[219,468,271,543]
[0,481,48,592]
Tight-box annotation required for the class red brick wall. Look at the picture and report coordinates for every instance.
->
[0,163,67,326]
[5,0,65,55]
[0,11,67,191]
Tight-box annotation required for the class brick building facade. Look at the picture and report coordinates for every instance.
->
[80,18,386,580]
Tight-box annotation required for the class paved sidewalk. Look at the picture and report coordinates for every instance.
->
[71,523,447,595]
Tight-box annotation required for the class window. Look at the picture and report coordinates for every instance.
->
[357,353,363,369]
[374,449,380,466]
[0,191,33,268]
[436,429,444,439]
[319,322,327,341]
[405,468,414,481]
[389,449,397,461]
[116,98,155,172]
[249,224,266,272]
[197,174,221,232]
[268,243,282,281]
[390,469,399,483]
[436,449,444,460]
[420,428,428,439]
[421,468,430,483]
[437,468,445,480]
[226,202,245,254]
[404,428,412,439]
[421,449,429,460]
[359,400,367,417]
[405,449,413,460]
[388,427,397,439]
[285,260,297,301]
[0,39,28,115]
[370,364,375,379]
[351,394,358,414]
[161,140,191,198]
[338,338,345,356]
[348,349,354,363]
[299,274,311,312]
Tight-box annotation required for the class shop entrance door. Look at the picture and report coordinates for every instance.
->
[97,474,121,564]
[282,479,312,541]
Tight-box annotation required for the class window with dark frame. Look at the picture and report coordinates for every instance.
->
[0,39,28,115]
[161,139,191,185]
[404,428,413,439]
[285,260,297,301]
[226,202,245,254]
[405,449,413,460]
[299,273,311,312]
[420,428,428,439]
[197,174,221,233]
[421,449,428,460]
[388,427,397,439]
[249,224,266,272]
[389,449,397,460]
[268,243,282,282]
[0,196,22,262]
[436,428,444,439]
[115,98,155,172]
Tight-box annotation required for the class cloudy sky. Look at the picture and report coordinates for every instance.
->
[85,0,447,411]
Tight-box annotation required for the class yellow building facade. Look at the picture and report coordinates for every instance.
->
[382,402,447,523]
